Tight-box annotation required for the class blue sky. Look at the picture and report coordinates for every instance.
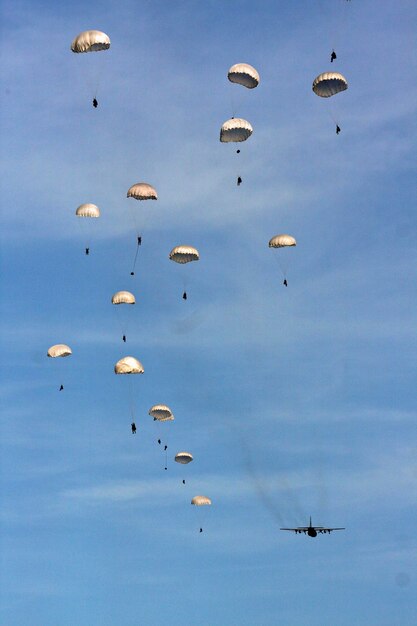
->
[1,1,416,624]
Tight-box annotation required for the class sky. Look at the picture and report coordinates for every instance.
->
[0,1,416,624]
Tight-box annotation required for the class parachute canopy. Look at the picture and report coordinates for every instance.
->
[75,203,100,218]
[175,452,193,464]
[169,245,200,264]
[312,72,348,98]
[71,30,111,53]
[47,344,72,358]
[191,496,211,506]
[228,63,260,89]
[111,291,136,305]
[220,118,253,143]
[149,404,174,422]
[127,183,158,201]
[114,356,144,374]
[269,234,297,248]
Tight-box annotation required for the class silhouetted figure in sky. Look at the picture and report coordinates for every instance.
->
[336,125,341,135]
[137,236,142,246]
[130,271,134,276]
[283,279,288,287]
[236,149,240,154]
[158,439,161,445]
[331,50,337,62]
[131,422,136,434]
[164,445,168,451]
[85,248,89,255]
[237,176,242,186]
[93,98,98,108]
[59,385,64,391]
[182,291,187,300]
[182,479,186,485]
[122,335,126,343]
[199,528,203,533]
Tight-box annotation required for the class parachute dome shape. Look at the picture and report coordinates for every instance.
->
[169,246,200,264]
[312,72,348,98]
[149,405,174,421]
[191,496,212,506]
[127,183,158,200]
[228,63,260,89]
[269,234,297,248]
[111,291,136,305]
[75,203,100,218]
[175,452,193,465]
[114,356,144,374]
[71,30,111,53]
[47,344,72,358]
[220,118,253,143]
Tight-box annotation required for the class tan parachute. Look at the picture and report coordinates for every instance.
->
[228,63,260,89]
[220,118,253,143]
[71,30,111,53]
[111,291,136,305]
[312,72,348,98]
[127,183,158,200]
[114,356,144,374]
[269,234,297,248]
[169,246,200,264]
[148,405,174,422]
[75,203,100,218]
[175,452,193,464]
[47,344,72,358]
[191,496,212,506]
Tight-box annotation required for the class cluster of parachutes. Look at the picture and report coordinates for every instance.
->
[49,14,352,530]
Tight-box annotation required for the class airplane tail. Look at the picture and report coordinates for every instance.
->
[309,516,312,527]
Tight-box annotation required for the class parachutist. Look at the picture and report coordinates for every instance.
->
[236,149,240,154]
[130,271,134,276]
[59,385,64,391]
[182,291,187,300]
[85,248,90,255]
[93,98,98,108]
[199,528,203,533]
[122,335,126,343]
[336,125,341,135]
[182,480,186,484]
[158,439,161,445]
[137,236,142,246]
[237,176,242,186]
[164,445,168,451]
[283,279,288,287]
[331,50,337,63]
[164,467,167,470]
[131,422,137,434]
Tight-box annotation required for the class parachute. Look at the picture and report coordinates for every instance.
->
[312,72,348,98]
[127,183,158,201]
[47,344,72,358]
[75,203,100,218]
[114,356,144,374]
[175,452,193,464]
[149,405,174,422]
[269,234,297,248]
[220,118,253,143]
[71,30,111,53]
[191,496,212,506]
[111,291,136,305]
[169,246,200,264]
[228,63,260,89]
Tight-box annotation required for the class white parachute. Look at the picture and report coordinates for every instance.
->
[71,30,111,53]
[114,356,144,374]
[47,344,72,358]
[169,246,200,264]
[220,118,253,143]
[312,72,348,98]
[269,234,297,248]
[75,203,100,218]
[149,405,174,422]
[191,496,212,506]
[111,291,136,305]
[228,63,260,89]
[127,183,158,201]
[175,452,193,464]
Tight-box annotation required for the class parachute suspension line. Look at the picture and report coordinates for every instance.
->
[128,376,135,422]
[164,447,168,471]
[130,239,140,276]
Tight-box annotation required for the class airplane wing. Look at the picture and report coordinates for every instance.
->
[280,527,309,532]
[316,527,345,533]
